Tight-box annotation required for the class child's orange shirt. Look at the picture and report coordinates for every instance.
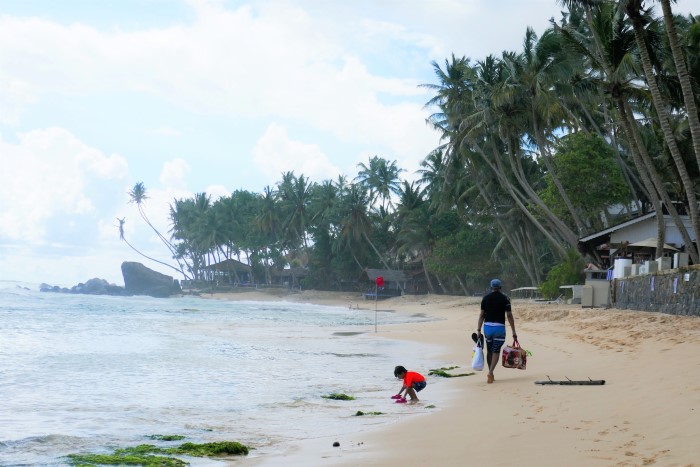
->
[403,371,425,387]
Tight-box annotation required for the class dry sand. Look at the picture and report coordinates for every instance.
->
[205,289,700,467]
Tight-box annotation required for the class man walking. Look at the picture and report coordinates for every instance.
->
[477,279,516,384]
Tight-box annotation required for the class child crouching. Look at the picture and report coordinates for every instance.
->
[391,365,426,403]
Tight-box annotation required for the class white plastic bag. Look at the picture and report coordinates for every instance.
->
[471,341,484,371]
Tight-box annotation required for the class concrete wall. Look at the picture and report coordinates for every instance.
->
[584,279,610,307]
[613,265,700,316]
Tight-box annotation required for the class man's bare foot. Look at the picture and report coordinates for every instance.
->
[487,374,494,384]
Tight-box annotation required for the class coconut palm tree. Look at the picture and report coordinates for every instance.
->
[622,0,700,260]
[117,217,189,277]
[355,156,404,212]
[335,183,393,272]
[658,0,700,173]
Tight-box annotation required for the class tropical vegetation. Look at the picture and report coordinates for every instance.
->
[120,1,699,296]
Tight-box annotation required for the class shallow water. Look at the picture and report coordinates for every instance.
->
[0,282,441,466]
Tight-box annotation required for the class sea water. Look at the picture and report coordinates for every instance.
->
[0,281,441,466]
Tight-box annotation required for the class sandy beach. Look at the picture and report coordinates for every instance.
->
[205,289,700,467]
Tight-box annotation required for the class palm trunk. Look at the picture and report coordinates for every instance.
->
[362,232,394,273]
[454,275,469,296]
[531,106,587,235]
[421,256,436,294]
[618,99,698,262]
[503,136,579,248]
[476,181,539,285]
[660,0,700,172]
[628,6,700,262]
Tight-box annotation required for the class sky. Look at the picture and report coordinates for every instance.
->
[0,0,696,287]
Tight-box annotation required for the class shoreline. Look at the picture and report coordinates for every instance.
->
[203,289,700,466]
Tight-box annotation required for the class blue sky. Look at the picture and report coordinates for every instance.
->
[0,0,695,287]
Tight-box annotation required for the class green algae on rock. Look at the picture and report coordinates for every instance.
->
[67,440,250,465]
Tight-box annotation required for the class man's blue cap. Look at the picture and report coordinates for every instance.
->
[490,279,502,288]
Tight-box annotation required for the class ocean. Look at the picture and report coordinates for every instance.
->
[0,281,442,466]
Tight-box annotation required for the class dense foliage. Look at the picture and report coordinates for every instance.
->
[120,1,700,295]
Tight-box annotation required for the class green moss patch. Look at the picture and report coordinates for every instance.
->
[168,441,249,456]
[429,366,474,378]
[67,448,185,466]
[354,411,384,416]
[321,393,355,400]
[67,440,249,466]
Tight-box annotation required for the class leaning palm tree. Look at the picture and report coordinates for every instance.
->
[128,182,192,277]
[622,0,700,260]
[658,0,700,173]
[116,217,188,277]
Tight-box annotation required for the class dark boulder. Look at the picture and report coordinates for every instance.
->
[121,262,182,298]
[40,279,125,295]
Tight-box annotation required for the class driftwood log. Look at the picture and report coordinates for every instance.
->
[535,376,605,386]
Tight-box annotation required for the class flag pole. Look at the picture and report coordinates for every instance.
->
[374,282,378,332]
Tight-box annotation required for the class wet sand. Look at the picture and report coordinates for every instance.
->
[205,289,700,467]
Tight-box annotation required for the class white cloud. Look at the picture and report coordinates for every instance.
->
[159,158,190,190]
[0,127,128,242]
[253,123,341,184]
[0,1,436,167]
[0,74,37,125]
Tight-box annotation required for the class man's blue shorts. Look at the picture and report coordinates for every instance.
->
[484,324,506,354]
[412,381,427,392]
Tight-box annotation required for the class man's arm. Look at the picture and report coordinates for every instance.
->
[506,311,516,338]
[477,308,485,334]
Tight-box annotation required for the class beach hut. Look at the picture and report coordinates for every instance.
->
[577,210,695,268]
[271,267,308,289]
[359,269,407,299]
[203,259,253,285]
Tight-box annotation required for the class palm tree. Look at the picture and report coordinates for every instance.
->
[622,0,700,260]
[355,156,404,212]
[336,183,393,272]
[395,181,437,293]
[659,0,700,173]
[276,172,314,249]
[117,217,188,277]
[507,26,587,235]
[128,182,192,278]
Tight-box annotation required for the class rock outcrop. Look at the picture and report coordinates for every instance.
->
[40,279,127,295]
[39,262,182,298]
[121,261,182,298]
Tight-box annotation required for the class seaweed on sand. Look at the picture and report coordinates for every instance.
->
[428,366,474,378]
[67,441,249,466]
[321,393,355,400]
[354,411,384,416]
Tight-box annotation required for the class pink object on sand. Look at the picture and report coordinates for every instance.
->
[391,394,402,399]
[395,398,407,403]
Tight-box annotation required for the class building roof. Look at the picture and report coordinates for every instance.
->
[272,267,308,277]
[578,212,656,243]
[204,258,251,272]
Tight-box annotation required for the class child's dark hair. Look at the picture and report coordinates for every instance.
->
[394,365,407,378]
